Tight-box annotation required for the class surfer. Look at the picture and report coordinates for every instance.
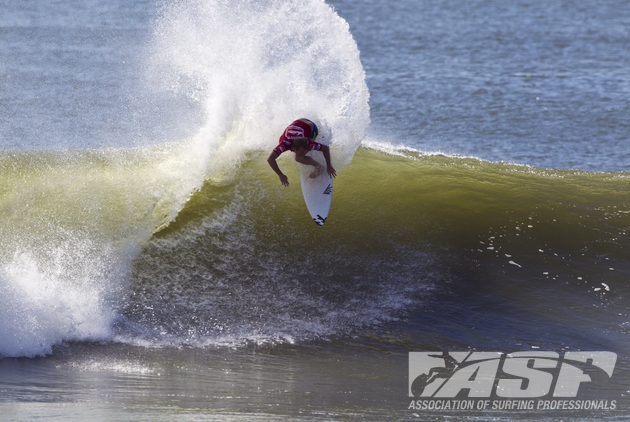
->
[267,118,337,187]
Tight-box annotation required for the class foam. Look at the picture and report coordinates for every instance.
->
[0,142,208,357]
[148,0,370,179]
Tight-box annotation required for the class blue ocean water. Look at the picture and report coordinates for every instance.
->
[333,0,630,172]
[0,0,203,150]
[1,1,630,420]
[2,0,628,170]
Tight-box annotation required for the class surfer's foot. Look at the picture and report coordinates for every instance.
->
[309,165,324,178]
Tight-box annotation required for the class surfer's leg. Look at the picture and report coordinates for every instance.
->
[309,165,324,178]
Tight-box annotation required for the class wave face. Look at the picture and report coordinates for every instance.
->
[0,0,368,357]
[118,147,630,348]
[1,141,629,355]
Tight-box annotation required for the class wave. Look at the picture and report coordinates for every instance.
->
[0,0,369,357]
[1,140,629,356]
[117,146,630,348]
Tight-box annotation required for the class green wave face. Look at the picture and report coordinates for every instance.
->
[2,144,628,354]
[122,148,630,347]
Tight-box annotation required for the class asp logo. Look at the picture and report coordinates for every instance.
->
[409,351,617,398]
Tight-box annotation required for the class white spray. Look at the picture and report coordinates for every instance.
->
[0,0,368,357]
[148,0,370,180]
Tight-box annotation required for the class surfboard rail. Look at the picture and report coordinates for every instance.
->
[298,151,333,226]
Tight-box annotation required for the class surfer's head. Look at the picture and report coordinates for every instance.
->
[290,137,309,156]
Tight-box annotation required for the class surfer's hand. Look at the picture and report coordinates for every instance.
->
[279,174,290,186]
[327,166,337,178]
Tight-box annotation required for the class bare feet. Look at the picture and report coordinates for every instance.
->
[309,165,324,178]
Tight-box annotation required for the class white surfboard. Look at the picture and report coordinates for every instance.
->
[299,150,333,226]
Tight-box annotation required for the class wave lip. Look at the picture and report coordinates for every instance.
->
[148,0,370,177]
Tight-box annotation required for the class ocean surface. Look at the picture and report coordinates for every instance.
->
[1,0,629,420]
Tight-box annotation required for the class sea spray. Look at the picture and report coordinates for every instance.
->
[0,0,369,357]
[0,142,208,357]
[148,0,370,180]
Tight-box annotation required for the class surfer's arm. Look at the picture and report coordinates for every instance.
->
[319,145,337,178]
[267,151,290,187]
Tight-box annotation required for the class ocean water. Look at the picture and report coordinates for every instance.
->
[0,0,629,420]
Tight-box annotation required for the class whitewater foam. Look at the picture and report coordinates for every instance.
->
[0,140,209,357]
[0,0,371,357]
[149,0,370,178]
